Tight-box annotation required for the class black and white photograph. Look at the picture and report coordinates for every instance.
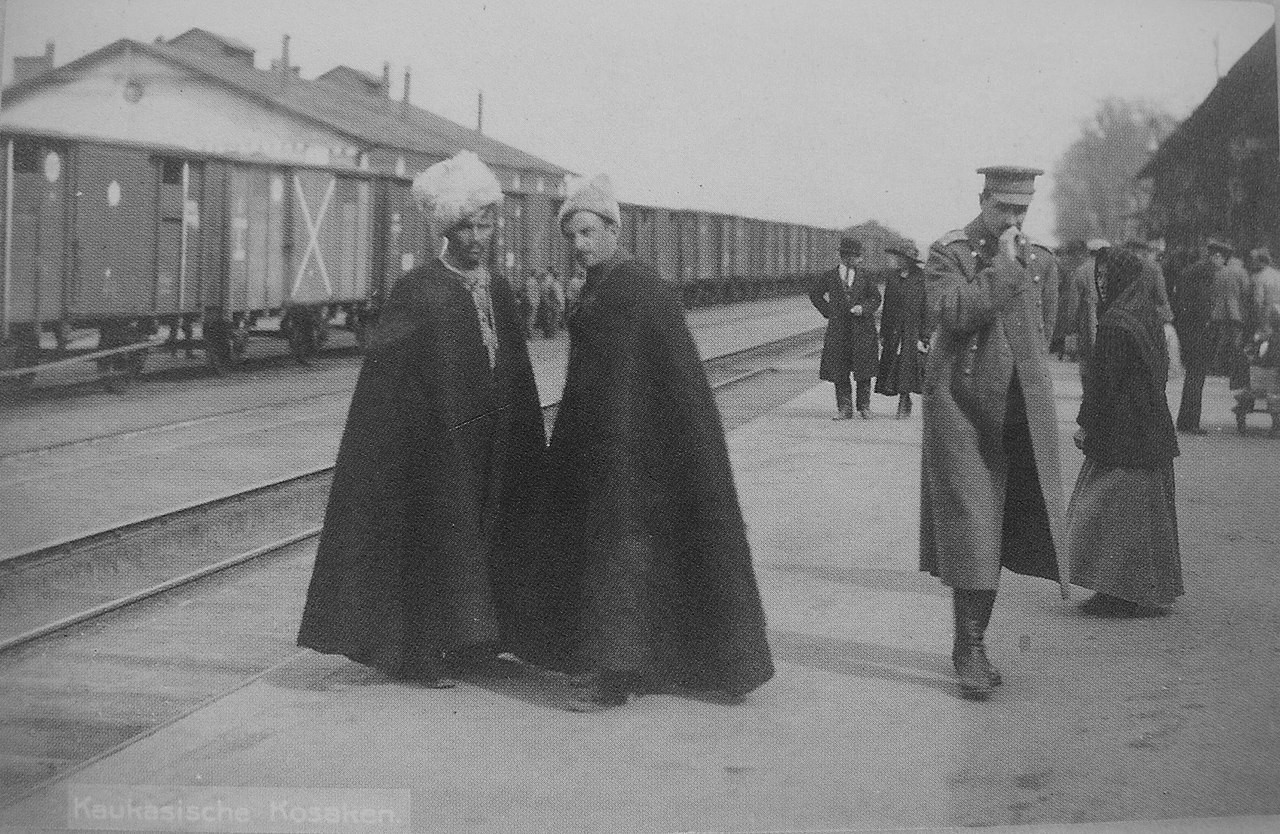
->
[0,1,1277,832]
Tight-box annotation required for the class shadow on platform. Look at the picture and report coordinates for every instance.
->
[770,562,948,597]
[769,629,963,700]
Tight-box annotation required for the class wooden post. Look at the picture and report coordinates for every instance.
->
[2,140,13,342]
[178,160,190,311]
[0,0,9,342]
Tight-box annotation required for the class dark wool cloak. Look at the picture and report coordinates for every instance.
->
[875,265,928,395]
[1078,249,1179,469]
[517,251,774,697]
[810,267,882,381]
[297,257,545,675]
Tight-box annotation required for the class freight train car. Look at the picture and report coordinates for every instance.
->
[0,28,838,391]
[548,199,839,308]
[0,132,424,386]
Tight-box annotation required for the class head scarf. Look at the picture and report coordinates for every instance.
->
[1094,245,1168,389]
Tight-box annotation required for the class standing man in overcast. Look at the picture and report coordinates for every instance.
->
[810,237,882,419]
[520,174,774,712]
[1169,239,1230,435]
[298,151,545,688]
[919,166,1067,700]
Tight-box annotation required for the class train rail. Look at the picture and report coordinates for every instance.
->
[0,326,822,809]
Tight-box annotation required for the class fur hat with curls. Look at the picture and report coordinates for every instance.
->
[412,150,504,229]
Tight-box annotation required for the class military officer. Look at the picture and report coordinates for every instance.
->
[919,166,1068,700]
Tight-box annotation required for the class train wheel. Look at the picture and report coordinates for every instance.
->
[0,372,35,401]
[0,339,38,401]
[203,316,248,377]
[99,348,147,393]
[204,317,233,377]
[285,308,327,366]
[98,322,148,394]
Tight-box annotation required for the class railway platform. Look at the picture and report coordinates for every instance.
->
[2,362,1277,832]
[0,294,820,564]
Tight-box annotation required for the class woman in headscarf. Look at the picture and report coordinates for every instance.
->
[1068,245,1183,615]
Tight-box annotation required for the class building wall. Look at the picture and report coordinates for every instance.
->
[1,51,362,169]
[1142,29,1280,259]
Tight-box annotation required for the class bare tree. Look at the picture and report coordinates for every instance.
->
[1052,98,1178,244]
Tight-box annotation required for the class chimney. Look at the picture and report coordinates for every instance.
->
[402,66,411,105]
[381,61,391,98]
[477,90,484,134]
[279,34,290,84]
[11,39,57,84]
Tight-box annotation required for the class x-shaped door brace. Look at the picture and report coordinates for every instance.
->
[291,174,336,299]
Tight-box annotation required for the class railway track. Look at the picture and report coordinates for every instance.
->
[0,327,822,649]
[0,327,823,809]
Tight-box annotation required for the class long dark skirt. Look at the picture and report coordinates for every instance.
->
[1067,458,1183,606]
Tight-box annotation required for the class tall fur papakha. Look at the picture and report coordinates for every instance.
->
[411,150,504,229]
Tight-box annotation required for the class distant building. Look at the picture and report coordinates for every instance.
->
[1,28,573,278]
[1138,26,1279,257]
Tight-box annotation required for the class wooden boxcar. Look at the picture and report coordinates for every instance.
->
[0,131,425,379]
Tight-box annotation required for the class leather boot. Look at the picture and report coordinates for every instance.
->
[834,390,854,420]
[951,589,996,698]
[896,395,911,419]
[971,589,1002,686]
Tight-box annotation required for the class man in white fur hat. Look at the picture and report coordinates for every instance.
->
[513,174,774,711]
[299,151,545,687]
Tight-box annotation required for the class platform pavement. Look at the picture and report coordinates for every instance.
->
[3,362,1277,833]
[0,295,821,562]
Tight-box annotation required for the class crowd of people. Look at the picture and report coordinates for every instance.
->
[516,268,584,341]
[294,150,1275,710]
[1049,234,1280,438]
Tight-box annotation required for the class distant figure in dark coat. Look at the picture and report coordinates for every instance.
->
[521,174,774,711]
[1168,240,1230,434]
[1210,250,1252,391]
[297,151,545,687]
[875,242,929,418]
[1063,239,1107,367]
[1069,246,1182,614]
[810,237,882,419]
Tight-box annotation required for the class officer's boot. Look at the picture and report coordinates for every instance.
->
[972,588,1002,686]
[951,589,996,699]
[896,394,912,419]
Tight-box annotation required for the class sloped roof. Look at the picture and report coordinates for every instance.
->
[318,65,385,95]
[169,28,257,59]
[1137,26,1277,179]
[2,33,572,178]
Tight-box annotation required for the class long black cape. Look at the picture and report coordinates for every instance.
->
[515,252,774,697]
[297,258,545,674]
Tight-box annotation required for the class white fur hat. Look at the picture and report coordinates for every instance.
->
[557,173,621,228]
[412,150,504,229]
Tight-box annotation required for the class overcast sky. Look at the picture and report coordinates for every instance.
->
[2,0,1274,244]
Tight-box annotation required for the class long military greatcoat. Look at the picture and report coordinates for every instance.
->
[810,266,882,381]
[516,250,774,697]
[919,217,1068,593]
[297,257,545,675]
